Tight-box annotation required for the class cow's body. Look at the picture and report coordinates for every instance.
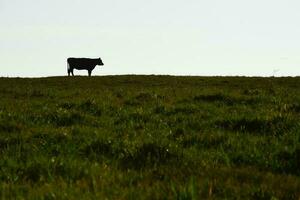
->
[67,57,104,76]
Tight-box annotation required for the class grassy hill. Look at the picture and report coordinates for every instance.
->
[0,75,299,199]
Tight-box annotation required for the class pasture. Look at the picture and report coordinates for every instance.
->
[0,75,299,199]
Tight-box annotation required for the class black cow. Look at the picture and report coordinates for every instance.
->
[67,57,104,76]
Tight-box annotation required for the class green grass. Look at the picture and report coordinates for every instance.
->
[0,75,299,199]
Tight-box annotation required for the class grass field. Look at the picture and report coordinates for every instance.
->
[0,75,299,199]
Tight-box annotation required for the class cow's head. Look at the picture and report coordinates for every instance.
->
[97,58,104,66]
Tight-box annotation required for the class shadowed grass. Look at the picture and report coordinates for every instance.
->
[216,115,297,136]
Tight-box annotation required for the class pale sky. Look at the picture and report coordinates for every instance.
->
[0,0,300,77]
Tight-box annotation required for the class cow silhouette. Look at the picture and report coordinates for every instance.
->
[67,57,104,76]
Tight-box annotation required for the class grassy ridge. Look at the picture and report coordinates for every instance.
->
[0,75,299,199]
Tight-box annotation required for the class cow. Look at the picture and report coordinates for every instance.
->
[67,57,104,76]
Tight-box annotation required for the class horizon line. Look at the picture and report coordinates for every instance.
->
[0,74,299,79]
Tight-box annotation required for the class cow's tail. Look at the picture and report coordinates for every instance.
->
[67,61,70,76]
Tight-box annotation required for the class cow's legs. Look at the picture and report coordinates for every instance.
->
[71,68,74,76]
[88,70,92,77]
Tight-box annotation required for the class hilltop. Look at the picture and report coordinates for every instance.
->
[0,76,299,199]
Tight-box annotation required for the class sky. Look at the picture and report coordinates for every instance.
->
[0,0,300,77]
